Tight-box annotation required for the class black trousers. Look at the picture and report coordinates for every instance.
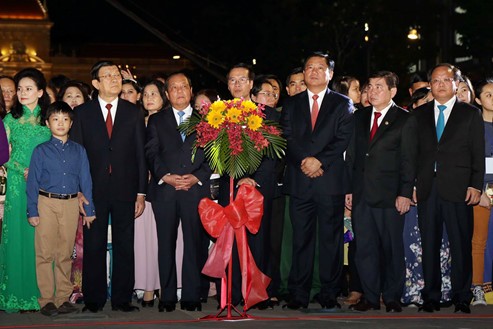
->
[288,193,344,306]
[152,192,209,303]
[268,195,286,298]
[82,199,135,306]
[352,200,405,305]
[418,179,473,304]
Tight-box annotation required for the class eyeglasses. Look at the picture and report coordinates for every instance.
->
[257,91,278,99]
[228,77,250,85]
[99,73,122,80]
[430,78,454,85]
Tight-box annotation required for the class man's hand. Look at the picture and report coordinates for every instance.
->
[395,196,412,215]
[78,192,88,216]
[24,168,29,181]
[465,187,481,205]
[28,216,39,227]
[345,194,353,211]
[301,157,322,177]
[237,177,257,187]
[121,68,133,80]
[478,192,492,209]
[411,189,417,206]
[134,195,145,218]
[163,174,183,188]
[176,174,199,191]
[83,216,96,229]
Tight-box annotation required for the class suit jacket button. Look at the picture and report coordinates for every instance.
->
[365,153,369,157]
[109,147,113,151]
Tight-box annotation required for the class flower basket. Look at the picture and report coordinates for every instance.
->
[179,98,286,179]
[179,98,286,319]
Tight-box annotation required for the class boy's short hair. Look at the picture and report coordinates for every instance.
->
[46,101,74,121]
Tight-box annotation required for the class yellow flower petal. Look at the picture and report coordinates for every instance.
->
[209,100,227,113]
[247,114,262,131]
[226,107,242,123]
[207,110,225,128]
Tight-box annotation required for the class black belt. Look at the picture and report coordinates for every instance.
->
[39,191,78,200]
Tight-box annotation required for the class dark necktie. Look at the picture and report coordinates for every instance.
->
[178,111,186,141]
[311,94,319,130]
[106,103,113,138]
[436,105,446,141]
[369,112,382,141]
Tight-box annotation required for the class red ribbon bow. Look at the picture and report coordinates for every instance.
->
[199,184,271,310]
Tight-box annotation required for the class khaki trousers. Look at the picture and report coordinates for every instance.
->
[472,205,490,285]
[35,195,79,307]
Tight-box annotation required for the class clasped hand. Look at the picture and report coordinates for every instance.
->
[301,157,323,178]
[164,174,199,191]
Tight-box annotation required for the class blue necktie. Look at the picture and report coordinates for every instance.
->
[436,105,446,141]
[178,111,186,141]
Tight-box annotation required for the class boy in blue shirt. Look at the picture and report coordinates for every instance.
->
[27,101,96,316]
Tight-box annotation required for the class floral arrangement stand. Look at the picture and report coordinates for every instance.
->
[179,98,285,320]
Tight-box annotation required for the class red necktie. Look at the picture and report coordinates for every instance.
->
[369,112,382,141]
[311,94,319,130]
[106,103,113,138]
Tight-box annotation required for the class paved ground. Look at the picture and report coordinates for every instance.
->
[1,298,492,329]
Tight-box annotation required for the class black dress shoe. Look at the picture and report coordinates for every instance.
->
[252,299,274,310]
[349,298,380,311]
[282,300,307,310]
[418,301,440,313]
[141,299,154,307]
[82,302,103,313]
[40,302,58,317]
[454,302,471,314]
[58,302,79,314]
[321,299,341,309]
[180,301,202,311]
[158,301,176,312]
[385,301,402,313]
[112,302,140,312]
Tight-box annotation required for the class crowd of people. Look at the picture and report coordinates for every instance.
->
[0,52,492,317]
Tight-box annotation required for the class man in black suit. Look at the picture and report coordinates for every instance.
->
[345,71,416,312]
[412,63,484,314]
[280,52,354,309]
[70,61,147,313]
[145,72,211,312]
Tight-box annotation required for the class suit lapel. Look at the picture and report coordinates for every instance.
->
[165,108,184,144]
[112,99,126,139]
[369,105,398,147]
[91,100,110,140]
[424,103,439,145]
[299,91,312,131]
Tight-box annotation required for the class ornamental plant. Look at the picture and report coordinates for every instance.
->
[179,98,286,179]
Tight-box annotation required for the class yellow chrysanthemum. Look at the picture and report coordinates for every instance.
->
[209,100,227,113]
[207,110,225,128]
[242,100,257,112]
[226,107,242,123]
[247,114,262,131]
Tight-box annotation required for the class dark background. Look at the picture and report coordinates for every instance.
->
[45,0,493,104]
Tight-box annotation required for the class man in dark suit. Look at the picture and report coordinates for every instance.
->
[70,61,147,313]
[345,71,416,312]
[412,63,484,314]
[280,52,354,309]
[145,72,211,312]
